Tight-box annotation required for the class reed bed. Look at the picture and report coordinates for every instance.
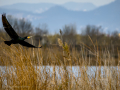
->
[0,37,120,90]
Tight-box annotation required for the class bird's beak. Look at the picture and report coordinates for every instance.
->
[27,36,32,39]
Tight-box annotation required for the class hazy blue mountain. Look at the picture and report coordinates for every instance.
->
[88,0,120,31]
[32,0,120,33]
[0,2,96,13]
[0,0,120,33]
[62,2,96,11]
[0,3,55,13]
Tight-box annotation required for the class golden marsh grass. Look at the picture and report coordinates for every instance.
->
[0,38,120,90]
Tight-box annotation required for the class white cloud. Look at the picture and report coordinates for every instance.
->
[34,8,49,13]
[115,28,119,31]
[0,0,115,6]
[83,9,87,11]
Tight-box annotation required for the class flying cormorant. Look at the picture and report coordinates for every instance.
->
[2,14,42,48]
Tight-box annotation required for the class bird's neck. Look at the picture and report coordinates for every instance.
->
[23,36,28,40]
[18,36,27,40]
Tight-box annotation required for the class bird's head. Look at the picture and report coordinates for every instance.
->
[27,36,33,39]
[24,36,33,40]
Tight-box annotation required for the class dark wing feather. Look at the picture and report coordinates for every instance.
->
[19,41,42,48]
[2,14,19,39]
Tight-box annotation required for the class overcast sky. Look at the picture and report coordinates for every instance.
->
[0,0,115,6]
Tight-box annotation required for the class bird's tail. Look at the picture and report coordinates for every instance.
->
[4,41,11,46]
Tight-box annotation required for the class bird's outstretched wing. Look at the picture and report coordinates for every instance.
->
[19,41,42,48]
[2,13,19,39]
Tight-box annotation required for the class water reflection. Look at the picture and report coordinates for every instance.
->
[0,66,118,77]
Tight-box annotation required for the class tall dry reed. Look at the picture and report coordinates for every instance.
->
[0,36,119,90]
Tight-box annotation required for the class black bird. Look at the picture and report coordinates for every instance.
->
[2,14,42,48]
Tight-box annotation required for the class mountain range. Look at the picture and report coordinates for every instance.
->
[0,0,119,34]
[0,2,96,13]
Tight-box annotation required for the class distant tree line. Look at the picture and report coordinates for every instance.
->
[0,15,120,46]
